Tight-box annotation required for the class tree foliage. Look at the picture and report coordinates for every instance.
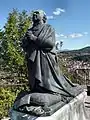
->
[0,86,27,119]
[0,9,32,81]
[0,9,32,118]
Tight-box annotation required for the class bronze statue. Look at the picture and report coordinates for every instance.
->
[21,10,83,96]
[11,10,83,117]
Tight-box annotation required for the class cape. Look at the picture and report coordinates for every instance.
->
[21,23,83,97]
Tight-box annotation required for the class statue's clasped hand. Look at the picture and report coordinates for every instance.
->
[26,31,37,41]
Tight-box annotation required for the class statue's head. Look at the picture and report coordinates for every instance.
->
[32,10,47,24]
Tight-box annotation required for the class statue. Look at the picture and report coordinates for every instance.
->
[10,10,83,117]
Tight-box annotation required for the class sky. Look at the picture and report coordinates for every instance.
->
[0,0,90,50]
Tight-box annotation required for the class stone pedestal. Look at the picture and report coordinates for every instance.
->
[10,91,88,120]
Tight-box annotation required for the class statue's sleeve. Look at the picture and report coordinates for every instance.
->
[33,25,56,51]
[41,25,55,48]
[21,25,56,51]
[21,28,35,52]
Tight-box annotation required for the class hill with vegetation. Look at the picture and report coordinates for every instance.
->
[61,46,90,54]
[59,46,90,62]
[58,46,90,85]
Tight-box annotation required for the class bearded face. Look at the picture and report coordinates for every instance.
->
[32,11,43,23]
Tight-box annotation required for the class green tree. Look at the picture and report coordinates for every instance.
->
[1,9,32,83]
[0,9,32,119]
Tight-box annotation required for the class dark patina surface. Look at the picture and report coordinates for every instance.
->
[11,10,83,117]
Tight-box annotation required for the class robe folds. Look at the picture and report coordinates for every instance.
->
[21,23,83,97]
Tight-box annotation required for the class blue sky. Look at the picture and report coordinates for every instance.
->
[0,0,90,50]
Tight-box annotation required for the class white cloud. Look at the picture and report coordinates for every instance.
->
[53,8,65,15]
[55,32,88,40]
[59,34,68,39]
[55,33,68,39]
[47,16,54,19]
[64,36,68,39]
[60,34,64,37]
[47,8,65,20]
[77,33,83,37]
[83,32,88,35]
[69,33,83,38]
[55,33,60,38]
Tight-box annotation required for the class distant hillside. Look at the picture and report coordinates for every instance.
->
[72,46,90,53]
[59,46,90,62]
[60,46,90,55]
[72,55,90,62]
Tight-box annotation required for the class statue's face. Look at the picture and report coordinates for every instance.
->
[32,11,43,23]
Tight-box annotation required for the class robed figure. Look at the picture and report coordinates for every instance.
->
[10,10,83,117]
[21,10,83,97]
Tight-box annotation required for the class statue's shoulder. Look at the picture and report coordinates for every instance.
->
[45,24,54,30]
[45,24,52,28]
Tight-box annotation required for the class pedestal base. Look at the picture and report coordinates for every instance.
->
[10,92,88,120]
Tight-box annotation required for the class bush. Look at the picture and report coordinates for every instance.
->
[0,86,27,119]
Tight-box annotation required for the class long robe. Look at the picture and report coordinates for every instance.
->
[21,23,83,97]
